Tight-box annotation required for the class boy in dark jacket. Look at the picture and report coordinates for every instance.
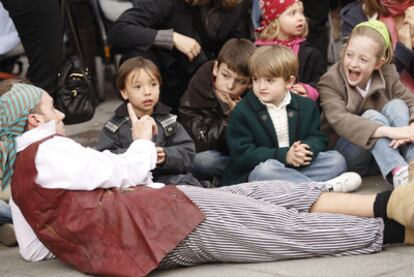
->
[96,57,201,186]
[179,38,256,185]
[222,45,361,192]
[108,0,250,112]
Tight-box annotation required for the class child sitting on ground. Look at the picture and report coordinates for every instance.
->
[179,38,256,185]
[255,0,325,101]
[222,45,361,192]
[96,57,201,186]
[319,20,414,187]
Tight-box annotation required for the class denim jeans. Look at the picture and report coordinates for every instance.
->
[248,150,347,183]
[335,99,414,181]
[191,150,229,180]
[0,199,12,226]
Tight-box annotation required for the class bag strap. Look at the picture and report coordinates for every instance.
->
[58,0,65,75]
[58,0,88,74]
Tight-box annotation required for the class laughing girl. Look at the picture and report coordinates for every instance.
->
[319,20,414,187]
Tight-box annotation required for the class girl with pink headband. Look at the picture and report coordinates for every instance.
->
[255,0,325,102]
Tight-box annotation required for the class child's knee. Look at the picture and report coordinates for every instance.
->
[324,151,347,174]
[249,159,284,180]
[382,99,409,123]
[361,109,389,125]
[382,99,407,113]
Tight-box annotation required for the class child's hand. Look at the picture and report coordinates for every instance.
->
[156,147,166,165]
[398,23,412,49]
[405,6,414,23]
[291,84,308,97]
[379,125,414,140]
[215,90,241,111]
[389,138,414,149]
[128,103,158,141]
[293,142,313,166]
[405,7,414,47]
[173,32,201,61]
[286,141,312,167]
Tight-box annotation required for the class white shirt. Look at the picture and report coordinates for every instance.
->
[10,121,161,262]
[356,78,372,98]
[262,92,291,148]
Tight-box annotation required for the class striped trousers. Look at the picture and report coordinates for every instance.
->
[159,181,384,268]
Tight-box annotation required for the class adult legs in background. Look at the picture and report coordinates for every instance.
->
[303,0,330,64]
[1,0,61,95]
[68,0,98,76]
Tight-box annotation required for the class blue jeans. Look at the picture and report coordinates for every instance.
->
[0,199,12,226]
[335,99,414,181]
[191,150,229,180]
[248,150,347,183]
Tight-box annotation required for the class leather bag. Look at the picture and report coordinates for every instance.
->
[55,0,96,124]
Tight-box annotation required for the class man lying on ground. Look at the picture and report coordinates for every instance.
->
[1,83,414,277]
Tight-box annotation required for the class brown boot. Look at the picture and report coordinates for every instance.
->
[387,162,414,227]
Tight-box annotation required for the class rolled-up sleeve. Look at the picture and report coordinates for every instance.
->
[36,137,157,190]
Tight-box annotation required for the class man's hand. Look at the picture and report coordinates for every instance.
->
[127,103,157,141]
[156,147,166,165]
[173,32,201,61]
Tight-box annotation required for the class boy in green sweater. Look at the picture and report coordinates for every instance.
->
[222,45,361,192]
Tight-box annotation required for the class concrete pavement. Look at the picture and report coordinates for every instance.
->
[1,96,413,277]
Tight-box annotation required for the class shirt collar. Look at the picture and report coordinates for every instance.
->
[15,120,57,152]
[261,91,292,109]
[356,78,372,98]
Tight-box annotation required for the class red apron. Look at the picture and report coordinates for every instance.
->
[12,137,205,277]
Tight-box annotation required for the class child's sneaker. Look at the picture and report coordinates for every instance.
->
[325,172,362,192]
[393,165,409,187]
[0,223,17,247]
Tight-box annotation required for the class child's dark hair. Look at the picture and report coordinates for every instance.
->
[0,78,31,96]
[216,38,256,77]
[116,57,162,91]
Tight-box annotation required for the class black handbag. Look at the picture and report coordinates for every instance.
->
[55,0,96,124]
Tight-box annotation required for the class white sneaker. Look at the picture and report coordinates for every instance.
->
[393,165,409,187]
[325,172,362,192]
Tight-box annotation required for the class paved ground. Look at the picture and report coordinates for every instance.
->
[1,95,413,277]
